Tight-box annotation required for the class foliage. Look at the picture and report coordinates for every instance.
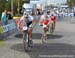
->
[0,0,30,19]
[67,0,75,7]
[0,40,4,47]
[0,1,6,18]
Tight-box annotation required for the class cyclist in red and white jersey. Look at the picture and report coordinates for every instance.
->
[49,11,57,31]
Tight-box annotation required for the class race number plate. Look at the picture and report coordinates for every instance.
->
[23,26,27,30]
[43,24,47,28]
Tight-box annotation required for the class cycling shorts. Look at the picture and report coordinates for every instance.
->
[27,21,32,27]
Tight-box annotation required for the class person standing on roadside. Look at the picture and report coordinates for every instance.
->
[7,11,13,20]
[1,9,8,25]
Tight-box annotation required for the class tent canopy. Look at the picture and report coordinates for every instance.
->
[23,3,34,9]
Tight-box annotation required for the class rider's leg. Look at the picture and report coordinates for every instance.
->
[27,21,33,40]
[52,21,56,32]
[22,31,25,42]
[28,28,33,47]
[27,22,33,47]
[29,28,32,40]
[43,28,47,40]
[54,21,56,30]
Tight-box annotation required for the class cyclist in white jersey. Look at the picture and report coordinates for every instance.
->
[18,13,34,47]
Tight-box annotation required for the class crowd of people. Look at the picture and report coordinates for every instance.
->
[52,8,75,17]
[1,9,13,25]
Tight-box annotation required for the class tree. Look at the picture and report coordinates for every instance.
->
[0,1,6,19]
[13,0,30,14]
[67,0,75,7]
[5,0,11,11]
[23,0,30,3]
[0,0,30,17]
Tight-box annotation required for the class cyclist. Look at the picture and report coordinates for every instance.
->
[39,12,50,42]
[39,12,46,25]
[18,12,34,47]
[50,12,57,31]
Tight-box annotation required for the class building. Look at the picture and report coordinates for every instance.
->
[30,0,67,5]
[22,0,67,14]
[30,0,67,10]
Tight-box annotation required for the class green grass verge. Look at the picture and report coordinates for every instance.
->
[0,40,4,47]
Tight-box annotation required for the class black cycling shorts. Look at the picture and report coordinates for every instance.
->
[27,21,32,27]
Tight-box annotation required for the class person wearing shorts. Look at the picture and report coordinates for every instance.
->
[50,14,57,30]
[18,13,34,47]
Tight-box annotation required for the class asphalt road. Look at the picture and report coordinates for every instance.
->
[0,17,75,58]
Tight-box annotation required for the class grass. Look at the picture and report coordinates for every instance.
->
[0,40,4,47]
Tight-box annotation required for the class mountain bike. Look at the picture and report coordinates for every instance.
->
[49,21,54,34]
[23,26,30,52]
[41,24,48,43]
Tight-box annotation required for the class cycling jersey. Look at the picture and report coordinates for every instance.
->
[51,16,56,22]
[19,15,34,30]
[40,14,46,21]
[40,14,50,26]
[43,20,49,25]
[28,15,34,21]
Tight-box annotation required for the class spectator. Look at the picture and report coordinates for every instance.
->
[7,11,13,20]
[1,9,8,25]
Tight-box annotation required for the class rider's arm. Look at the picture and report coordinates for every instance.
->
[18,17,23,28]
[39,15,44,24]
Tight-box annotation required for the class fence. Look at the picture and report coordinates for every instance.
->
[0,20,17,40]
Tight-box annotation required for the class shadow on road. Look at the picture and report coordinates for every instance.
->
[14,33,63,39]
[15,33,22,38]
[11,43,75,58]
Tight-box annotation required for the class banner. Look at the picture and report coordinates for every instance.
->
[7,23,16,31]
[0,26,3,34]
[11,23,16,29]
[0,19,17,34]
[3,25,8,33]
[2,22,16,33]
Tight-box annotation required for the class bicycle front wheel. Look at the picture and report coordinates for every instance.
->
[23,33,29,52]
